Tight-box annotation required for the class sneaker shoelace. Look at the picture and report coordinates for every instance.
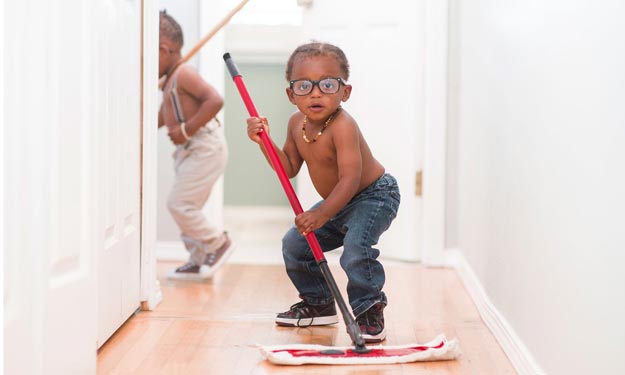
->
[205,236,231,266]
[288,301,309,314]
[177,262,199,272]
[288,302,317,327]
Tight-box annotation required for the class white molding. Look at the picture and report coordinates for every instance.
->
[141,280,163,311]
[157,206,294,264]
[139,0,162,311]
[444,249,545,375]
[156,241,189,261]
[422,0,449,266]
[224,23,301,64]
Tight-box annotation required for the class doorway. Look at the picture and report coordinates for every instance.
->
[222,62,296,264]
[223,62,295,207]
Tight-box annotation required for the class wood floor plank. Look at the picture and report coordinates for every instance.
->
[97,261,517,374]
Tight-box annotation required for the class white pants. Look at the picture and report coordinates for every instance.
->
[167,120,228,264]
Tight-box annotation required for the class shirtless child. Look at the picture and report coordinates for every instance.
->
[159,11,234,280]
[246,42,400,342]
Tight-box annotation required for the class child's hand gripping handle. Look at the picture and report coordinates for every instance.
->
[224,52,368,351]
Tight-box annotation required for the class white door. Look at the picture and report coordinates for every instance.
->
[4,1,101,373]
[299,0,425,261]
[97,0,143,347]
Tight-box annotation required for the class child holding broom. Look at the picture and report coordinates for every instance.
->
[159,11,235,280]
[246,42,400,342]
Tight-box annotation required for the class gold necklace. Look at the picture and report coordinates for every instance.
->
[302,107,342,143]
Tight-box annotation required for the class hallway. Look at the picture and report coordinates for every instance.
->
[97,258,516,374]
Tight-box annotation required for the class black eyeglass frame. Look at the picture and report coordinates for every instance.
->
[289,77,347,96]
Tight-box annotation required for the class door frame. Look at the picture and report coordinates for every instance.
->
[422,0,449,265]
[140,0,162,310]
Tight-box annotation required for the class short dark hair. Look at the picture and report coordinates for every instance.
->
[285,42,350,81]
[159,10,183,48]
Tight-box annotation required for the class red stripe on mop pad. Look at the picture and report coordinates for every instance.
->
[258,334,461,365]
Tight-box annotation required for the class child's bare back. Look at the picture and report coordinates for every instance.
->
[161,65,199,127]
[159,64,223,145]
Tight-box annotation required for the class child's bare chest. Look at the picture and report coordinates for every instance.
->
[297,138,337,167]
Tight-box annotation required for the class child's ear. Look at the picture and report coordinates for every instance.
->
[341,84,352,102]
[286,88,297,105]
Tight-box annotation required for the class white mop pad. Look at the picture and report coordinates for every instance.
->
[258,334,461,365]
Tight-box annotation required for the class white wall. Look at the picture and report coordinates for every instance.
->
[450,1,625,373]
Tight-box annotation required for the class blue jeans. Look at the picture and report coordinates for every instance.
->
[282,173,400,317]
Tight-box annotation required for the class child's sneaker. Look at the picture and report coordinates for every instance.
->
[275,301,339,327]
[356,302,386,343]
[168,233,235,281]
[167,261,212,281]
[202,232,235,277]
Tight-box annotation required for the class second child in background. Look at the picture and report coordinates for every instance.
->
[159,11,235,280]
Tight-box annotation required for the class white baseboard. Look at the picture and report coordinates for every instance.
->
[156,241,189,261]
[444,249,545,375]
[156,206,293,264]
[140,280,163,311]
[155,239,286,265]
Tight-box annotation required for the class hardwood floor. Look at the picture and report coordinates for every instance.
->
[97,257,516,374]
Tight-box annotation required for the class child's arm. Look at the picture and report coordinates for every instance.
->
[246,116,303,178]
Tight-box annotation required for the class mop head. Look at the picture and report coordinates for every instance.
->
[258,334,461,365]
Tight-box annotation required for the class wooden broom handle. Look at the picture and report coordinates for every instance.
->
[159,0,251,89]
[181,0,250,63]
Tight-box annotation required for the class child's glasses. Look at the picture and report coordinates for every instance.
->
[289,77,346,96]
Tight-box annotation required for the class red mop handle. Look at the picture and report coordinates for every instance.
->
[223,53,326,263]
[225,53,370,351]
